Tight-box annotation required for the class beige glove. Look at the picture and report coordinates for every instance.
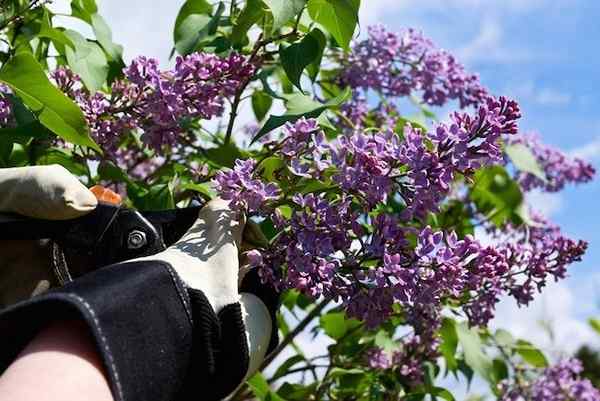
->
[0,165,97,220]
[0,166,272,382]
[135,198,273,380]
[0,165,98,305]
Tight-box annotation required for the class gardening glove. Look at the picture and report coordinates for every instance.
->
[0,165,98,305]
[0,185,278,401]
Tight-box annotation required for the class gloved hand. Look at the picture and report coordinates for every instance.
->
[0,165,98,305]
[0,165,277,401]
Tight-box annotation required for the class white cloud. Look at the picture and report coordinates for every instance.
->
[492,280,599,355]
[50,0,182,66]
[502,81,573,107]
[535,88,572,106]
[526,190,564,217]
[569,137,600,161]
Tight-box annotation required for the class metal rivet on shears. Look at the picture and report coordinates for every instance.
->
[127,230,147,249]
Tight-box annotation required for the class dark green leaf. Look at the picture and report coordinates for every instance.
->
[252,86,351,144]
[205,142,246,168]
[0,53,99,152]
[231,0,264,47]
[64,30,108,92]
[505,143,547,182]
[174,0,222,55]
[306,28,326,81]
[36,148,89,177]
[279,28,323,90]
[263,0,306,31]
[470,166,525,226]
[515,340,548,368]
[277,382,316,401]
[492,359,509,384]
[272,355,305,381]
[307,0,360,50]
[252,90,273,121]
[129,182,175,211]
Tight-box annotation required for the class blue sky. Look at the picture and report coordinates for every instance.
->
[51,0,600,355]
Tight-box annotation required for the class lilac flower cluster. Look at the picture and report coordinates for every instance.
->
[500,359,600,401]
[400,96,520,219]
[0,85,13,127]
[340,25,489,108]
[509,132,595,192]
[465,211,587,326]
[53,52,254,158]
[213,159,280,214]
[365,335,439,386]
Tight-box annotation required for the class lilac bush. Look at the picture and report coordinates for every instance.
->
[0,0,596,398]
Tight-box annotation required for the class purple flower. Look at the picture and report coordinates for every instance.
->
[213,159,280,214]
[365,347,391,370]
[509,132,596,192]
[340,25,489,109]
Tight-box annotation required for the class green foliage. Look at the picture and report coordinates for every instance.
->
[307,0,360,50]
[279,29,325,90]
[0,53,99,152]
[173,0,220,55]
[505,143,547,182]
[515,340,548,368]
[252,86,351,143]
[64,30,108,92]
[471,165,527,226]
[263,0,306,31]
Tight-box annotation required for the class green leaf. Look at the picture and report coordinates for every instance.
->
[247,373,286,401]
[470,166,525,226]
[307,0,360,50]
[90,13,123,61]
[272,355,305,381]
[306,28,326,81]
[279,28,324,90]
[231,0,264,47]
[320,312,347,339]
[277,382,316,401]
[456,323,494,383]
[515,340,548,368]
[440,318,459,372]
[173,0,222,55]
[263,0,306,31]
[205,142,246,168]
[494,329,515,348]
[589,318,600,335]
[70,0,98,23]
[128,182,175,211]
[64,30,108,92]
[252,86,351,144]
[39,9,75,50]
[505,143,547,182]
[252,90,273,121]
[0,53,99,152]
[36,148,89,177]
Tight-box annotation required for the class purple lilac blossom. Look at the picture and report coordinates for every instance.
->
[500,359,600,401]
[509,132,595,192]
[340,25,489,109]
[52,52,254,158]
[213,159,280,214]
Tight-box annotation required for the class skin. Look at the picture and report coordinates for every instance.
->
[0,321,114,401]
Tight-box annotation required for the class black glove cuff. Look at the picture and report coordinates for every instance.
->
[0,260,251,401]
